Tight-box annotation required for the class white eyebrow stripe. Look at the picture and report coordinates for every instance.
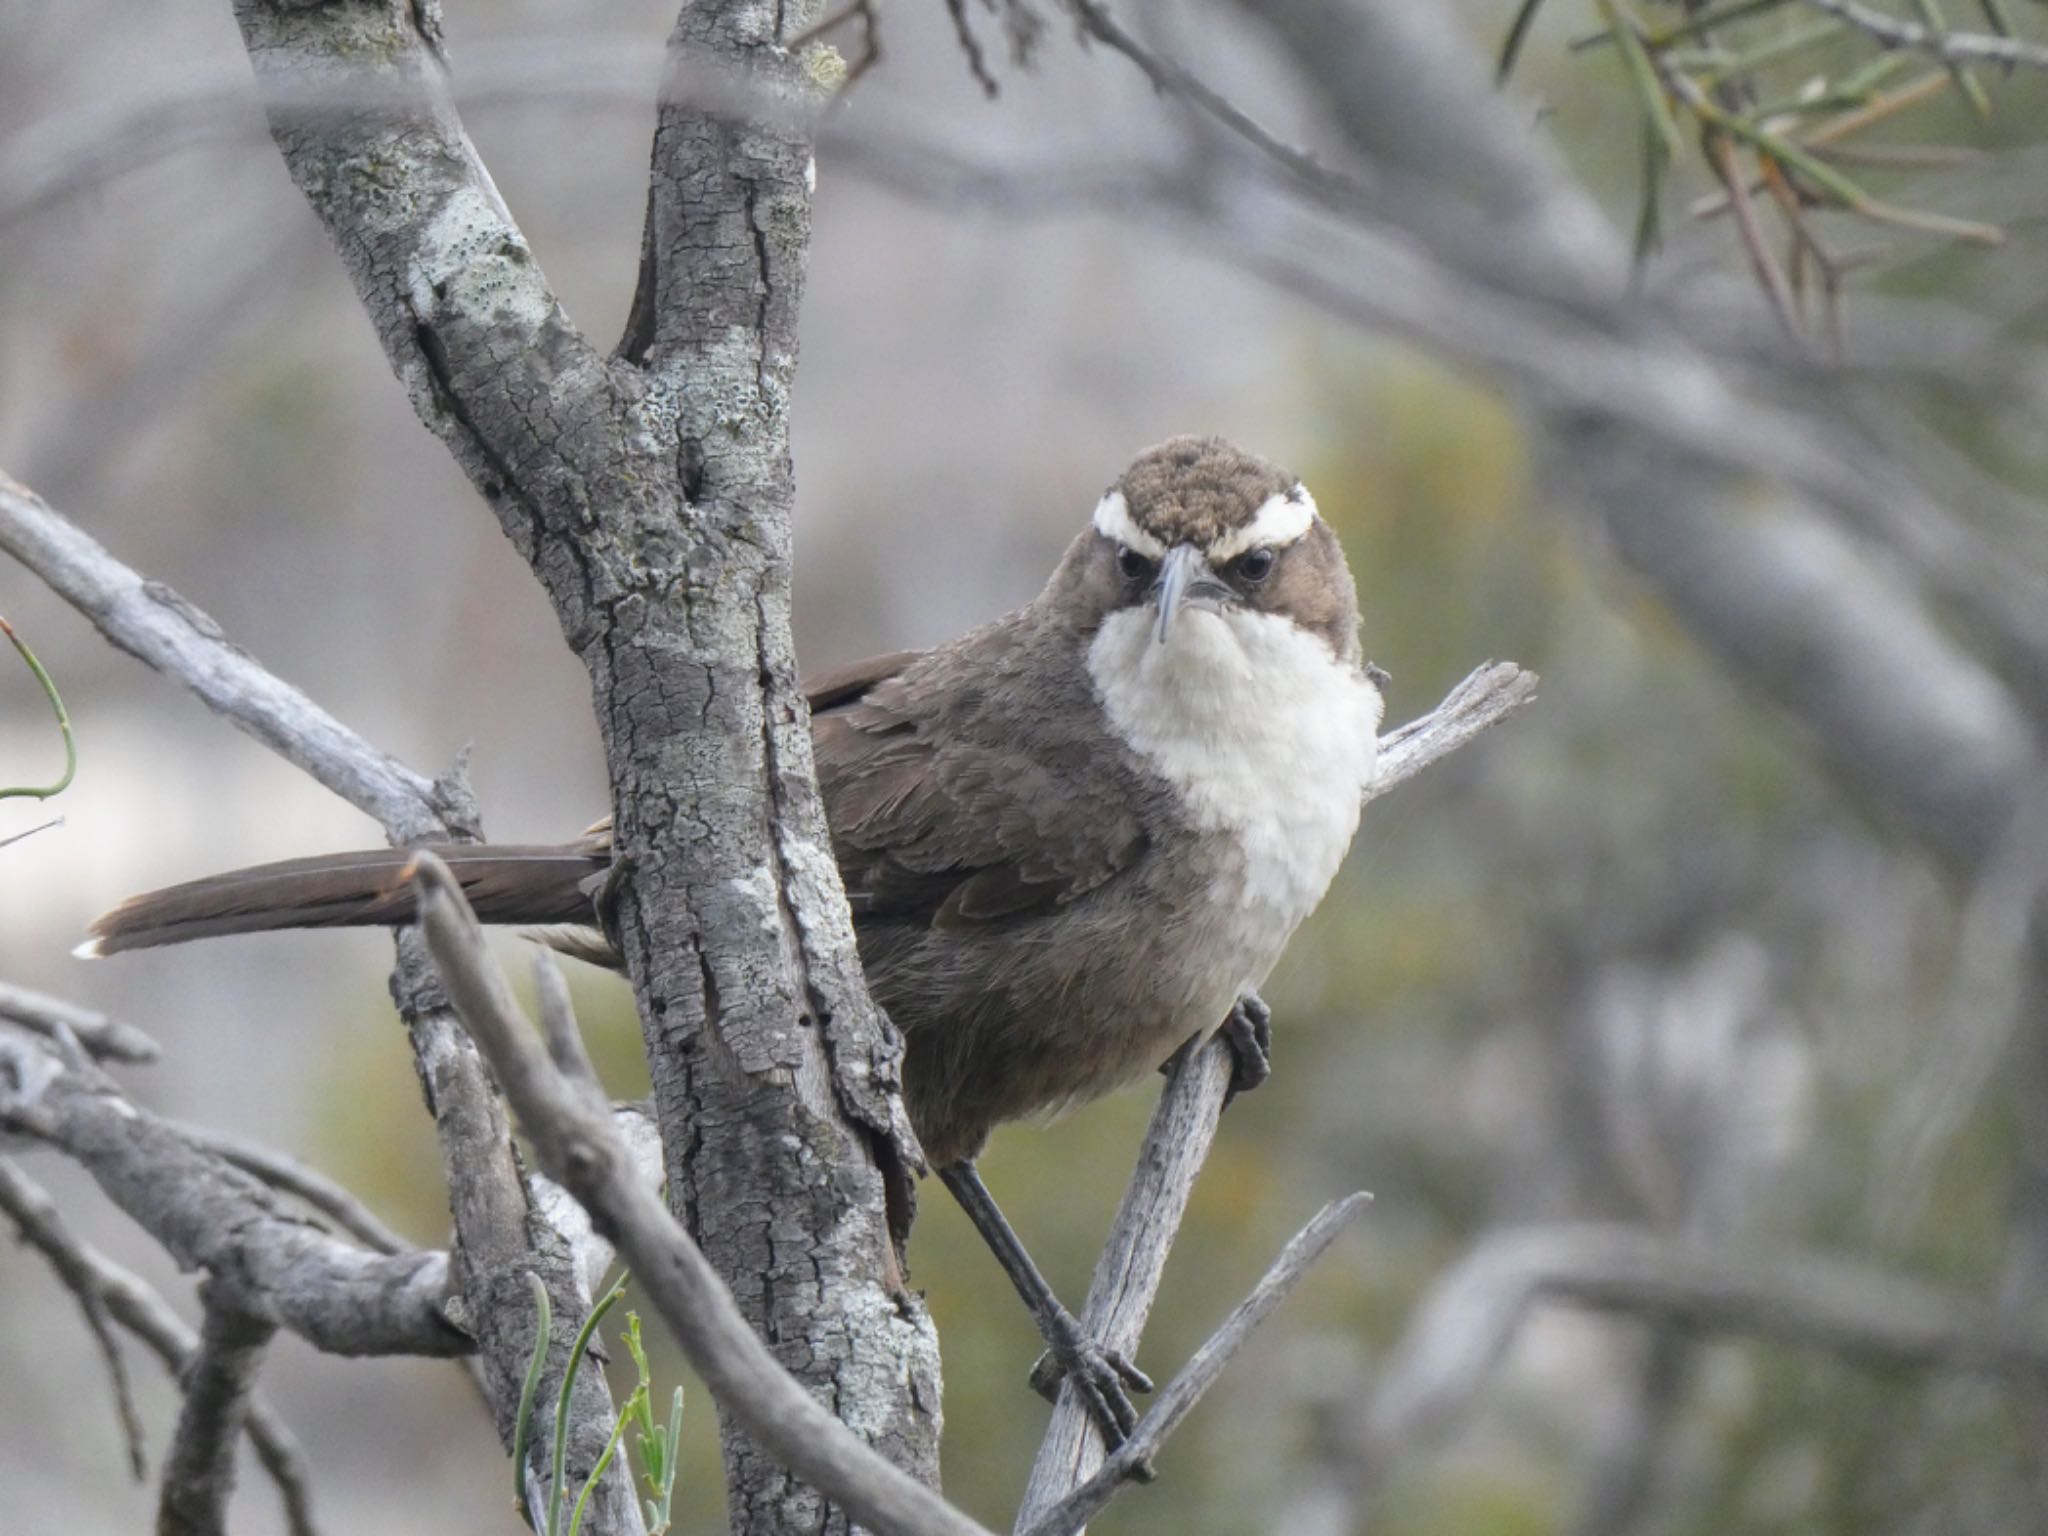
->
[1091,490,1167,559]
[1209,485,1316,563]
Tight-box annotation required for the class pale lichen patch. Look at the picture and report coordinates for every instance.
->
[407,184,554,334]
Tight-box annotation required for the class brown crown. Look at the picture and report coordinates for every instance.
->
[1113,436,1300,550]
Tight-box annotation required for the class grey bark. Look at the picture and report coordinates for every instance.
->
[227,3,939,1530]
[0,1032,463,1358]
[158,1294,275,1536]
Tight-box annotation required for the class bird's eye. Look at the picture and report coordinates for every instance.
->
[1116,546,1155,583]
[1235,547,1277,583]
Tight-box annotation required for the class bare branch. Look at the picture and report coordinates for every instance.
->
[0,1032,465,1359]
[1371,662,1540,801]
[1019,1194,1371,1536]
[0,980,159,1063]
[0,459,632,1524]
[0,1158,320,1536]
[1371,1222,2048,1453]
[1800,0,2048,70]
[167,1121,412,1257]
[158,1293,275,1536]
[408,853,995,1536]
[1062,0,1367,204]
[0,1156,148,1480]
[0,470,448,842]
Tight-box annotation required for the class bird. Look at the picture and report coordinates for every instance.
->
[81,434,1386,1442]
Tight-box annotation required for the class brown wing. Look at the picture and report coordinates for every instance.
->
[810,622,1149,930]
[570,636,1146,933]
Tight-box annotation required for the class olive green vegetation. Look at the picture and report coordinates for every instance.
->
[310,350,2037,1532]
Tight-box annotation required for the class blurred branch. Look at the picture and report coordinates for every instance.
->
[1061,0,1365,203]
[406,852,992,1536]
[1234,2,2048,870]
[0,1155,147,1481]
[1801,0,2048,68]
[158,1292,276,1536]
[0,980,160,1063]
[1370,1222,2048,1454]
[1016,662,1538,1531]
[0,1158,321,1536]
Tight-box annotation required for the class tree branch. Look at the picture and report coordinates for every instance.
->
[0,980,159,1063]
[167,1120,411,1257]
[0,1031,464,1358]
[0,1155,148,1481]
[1019,1194,1371,1536]
[0,469,449,842]
[0,1157,320,1534]
[1,458,638,1528]
[1799,0,2048,70]
[158,1292,276,1536]
[1369,1221,2048,1454]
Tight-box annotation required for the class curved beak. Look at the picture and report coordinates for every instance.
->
[1153,543,1231,644]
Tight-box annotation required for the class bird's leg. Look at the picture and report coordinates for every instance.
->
[938,1160,1153,1449]
[1220,989,1272,1105]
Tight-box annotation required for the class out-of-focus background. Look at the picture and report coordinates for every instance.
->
[8,1,2048,1532]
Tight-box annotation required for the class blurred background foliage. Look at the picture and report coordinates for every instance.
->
[8,1,2048,1533]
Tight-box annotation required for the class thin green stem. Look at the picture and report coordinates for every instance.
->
[0,617,75,803]
[1572,0,1799,52]
[1598,0,1686,158]
[550,1276,628,1536]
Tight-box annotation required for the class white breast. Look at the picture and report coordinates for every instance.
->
[1087,605,1383,987]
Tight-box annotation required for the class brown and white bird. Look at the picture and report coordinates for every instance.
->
[83,434,1385,1437]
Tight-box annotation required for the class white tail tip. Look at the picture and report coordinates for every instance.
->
[71,937,104,960]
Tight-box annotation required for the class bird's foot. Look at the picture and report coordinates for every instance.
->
[1220,990,1272,1106]
[1028,1308,1154,1464]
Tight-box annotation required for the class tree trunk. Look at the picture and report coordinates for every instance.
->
[228,2,942,1529]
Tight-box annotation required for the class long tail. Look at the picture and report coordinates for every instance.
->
[80,842,611,957]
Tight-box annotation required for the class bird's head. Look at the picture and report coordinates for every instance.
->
[1061,435,1362,667]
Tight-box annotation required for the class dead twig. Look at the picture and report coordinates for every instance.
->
[0,980,160,1063]
[1018,1195,1371,1536]
[0,1157,321,1535]
[0,1157,148,1481]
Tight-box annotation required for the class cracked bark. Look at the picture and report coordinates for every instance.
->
[229,3,939,1529]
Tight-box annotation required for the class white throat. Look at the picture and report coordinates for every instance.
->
[1086,605,1383,980]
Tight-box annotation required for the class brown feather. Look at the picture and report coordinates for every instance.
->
[86,843,608,955]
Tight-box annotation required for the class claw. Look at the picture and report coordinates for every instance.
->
[1220,990,1272,1105]
[1029,1309,1153,1456]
